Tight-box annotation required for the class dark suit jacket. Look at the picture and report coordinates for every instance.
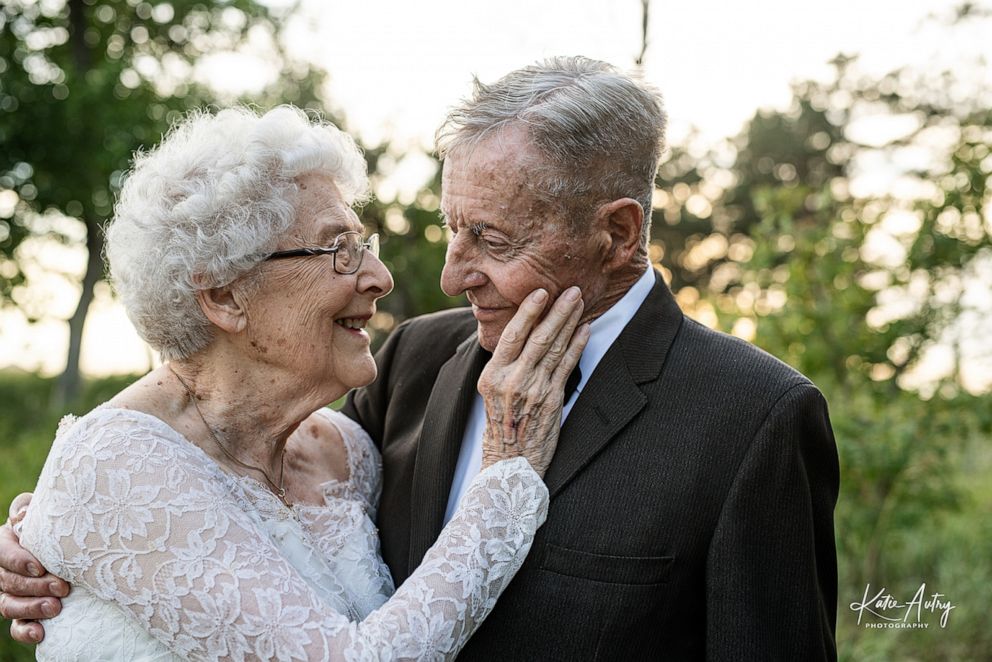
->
[342,272,839,661]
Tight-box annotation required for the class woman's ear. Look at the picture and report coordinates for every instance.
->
[596,198,644,269]
[195,283,247,334]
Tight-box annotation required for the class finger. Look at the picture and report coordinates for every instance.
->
[536,296,585,371]
[10,619,45,644]
[519,286,583,366]
[550,323,591,389]
[0,593,61,620]
[8,493,33,523]
[491,289,548,365]
[0,523,46,579]
[0,568,69,598]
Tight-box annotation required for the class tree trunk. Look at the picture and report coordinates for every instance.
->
[51,219,102,410]
[68,0,90,70]
[49,0,94,410]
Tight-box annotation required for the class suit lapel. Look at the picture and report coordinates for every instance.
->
[545,354,647,498]
[407,333,490,574]
[544,272,684,498]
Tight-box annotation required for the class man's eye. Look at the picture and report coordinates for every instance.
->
[482,236,510,251]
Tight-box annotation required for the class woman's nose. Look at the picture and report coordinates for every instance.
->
[358,251,393,298]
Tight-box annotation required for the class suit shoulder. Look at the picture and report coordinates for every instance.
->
[392,306,477,353]
[674,317,814,396]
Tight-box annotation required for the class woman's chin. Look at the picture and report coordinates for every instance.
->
[355,363,378,389]
[338,357,377,391]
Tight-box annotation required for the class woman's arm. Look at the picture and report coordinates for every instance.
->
[14,287,589,658]
[21,412,547,661]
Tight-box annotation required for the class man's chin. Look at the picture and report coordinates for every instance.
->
[475,321,503,353]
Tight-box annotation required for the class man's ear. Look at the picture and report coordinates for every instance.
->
[195,283,247,334]
[595,197,644,269]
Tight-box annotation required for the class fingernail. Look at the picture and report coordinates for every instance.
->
[564,286,581,301]
[27,563,41,577]
[30,629,42,642]
[531,289,548,303]
[50,581,66,597]
[42,601,55,618]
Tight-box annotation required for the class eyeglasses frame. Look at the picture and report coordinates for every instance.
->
[264,231,380,275]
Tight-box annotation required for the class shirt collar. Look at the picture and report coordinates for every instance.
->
[574,262,656,395]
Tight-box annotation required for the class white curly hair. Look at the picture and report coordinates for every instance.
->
[105,105,369,361]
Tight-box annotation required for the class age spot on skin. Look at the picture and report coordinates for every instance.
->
[249,340,269,354]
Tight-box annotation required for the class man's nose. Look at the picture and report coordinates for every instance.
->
[440,237,486,296]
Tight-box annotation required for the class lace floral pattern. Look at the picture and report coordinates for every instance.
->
[21,407,548,661]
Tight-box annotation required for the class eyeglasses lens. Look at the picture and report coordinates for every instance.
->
[333,232,380,275]
[332,233,357,274]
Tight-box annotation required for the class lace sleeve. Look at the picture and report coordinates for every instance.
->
[21,410,548,661]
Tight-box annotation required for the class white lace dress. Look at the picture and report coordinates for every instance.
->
[20,406,548,661]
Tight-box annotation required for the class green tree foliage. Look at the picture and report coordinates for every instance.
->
[0,0,327,407]
[649,24,992,657]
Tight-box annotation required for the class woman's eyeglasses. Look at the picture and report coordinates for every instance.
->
[265,231,380,275]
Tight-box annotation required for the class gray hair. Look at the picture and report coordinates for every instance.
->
[105,105,368,361]
[435,56,666,244]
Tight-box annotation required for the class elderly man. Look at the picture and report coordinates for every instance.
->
[2,57,838,660]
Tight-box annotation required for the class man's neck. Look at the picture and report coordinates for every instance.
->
[581,257,651,325]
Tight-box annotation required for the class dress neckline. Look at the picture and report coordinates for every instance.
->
[67,405,356,516]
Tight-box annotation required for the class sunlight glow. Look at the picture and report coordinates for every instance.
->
[3,0,988,382]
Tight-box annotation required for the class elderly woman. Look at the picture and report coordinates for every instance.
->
[12,106,587,660]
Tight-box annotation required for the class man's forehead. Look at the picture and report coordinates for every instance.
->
[442,125,542,176]
[441,147,547,212]
[439,174,546,228]
[442,151,521,186]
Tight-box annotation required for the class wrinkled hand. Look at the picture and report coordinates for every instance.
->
[1,493,68,644]
[479,287,590,477]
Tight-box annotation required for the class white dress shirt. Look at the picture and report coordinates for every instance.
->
[443,264,657,523]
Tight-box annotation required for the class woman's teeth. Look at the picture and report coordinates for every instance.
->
[336,318,367,330]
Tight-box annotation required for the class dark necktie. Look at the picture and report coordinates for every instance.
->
[565,365,583,401]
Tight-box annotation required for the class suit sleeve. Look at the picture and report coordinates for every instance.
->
[705,382,839,661]
[341,320,410,449]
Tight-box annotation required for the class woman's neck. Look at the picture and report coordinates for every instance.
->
[126,344,344,479]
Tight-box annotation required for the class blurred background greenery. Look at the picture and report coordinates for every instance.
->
[2,0,991,660]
